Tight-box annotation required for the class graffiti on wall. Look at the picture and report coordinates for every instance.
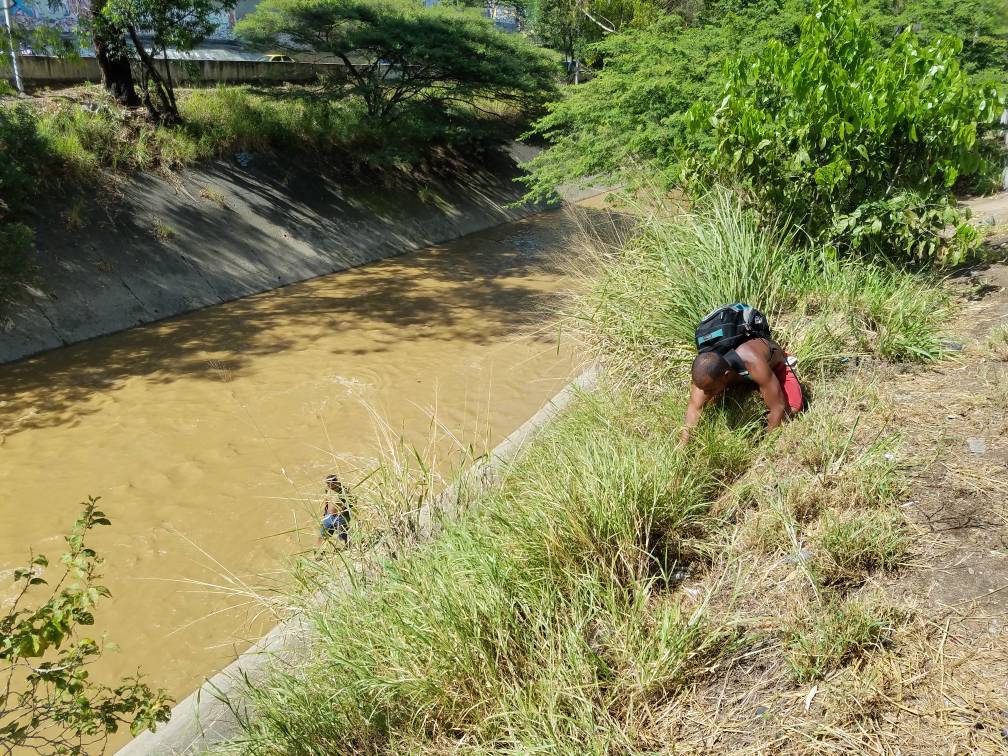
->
[7,0,239,40]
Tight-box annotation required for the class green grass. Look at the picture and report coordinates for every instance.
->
[573,189,952,385]
[12,83,508,185]
[812,508,910,587]
[233,388,752,752]
[786,598,902,684]
[220,196,944,753]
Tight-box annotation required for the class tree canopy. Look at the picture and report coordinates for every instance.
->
[100,0,238,122]
[237,0,559,123]
[522,0,1007,202]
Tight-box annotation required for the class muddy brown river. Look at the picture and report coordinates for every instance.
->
[0,206,594,734]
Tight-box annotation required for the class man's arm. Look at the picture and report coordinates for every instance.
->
[747,358,788,430]
[679,384,709,446]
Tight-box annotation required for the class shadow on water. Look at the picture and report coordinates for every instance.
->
[0,207,605,437]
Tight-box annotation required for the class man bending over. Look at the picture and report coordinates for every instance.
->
[679,304,805,446]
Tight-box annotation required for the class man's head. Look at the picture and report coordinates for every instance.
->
[692,351,731,394]
[325,474,344,494]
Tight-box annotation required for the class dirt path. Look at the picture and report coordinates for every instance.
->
[882,254,1008,749]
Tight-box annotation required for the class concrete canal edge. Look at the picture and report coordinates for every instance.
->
[1,142,605,364]
[118,365,600,755]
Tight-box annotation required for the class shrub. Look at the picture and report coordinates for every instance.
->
[0,104,47,299]
[685,0,1005,263]
[1,499,172,753]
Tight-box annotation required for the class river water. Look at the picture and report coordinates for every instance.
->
[0,205,595,723]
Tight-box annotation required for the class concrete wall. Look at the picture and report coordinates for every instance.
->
[18,55,340,87]
[0,144,586,364]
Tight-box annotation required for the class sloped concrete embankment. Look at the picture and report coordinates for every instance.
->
[0,144,575,364]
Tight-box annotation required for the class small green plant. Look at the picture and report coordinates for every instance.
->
[150,218,175,241]
[1,498,172,753]
[685,0,1005,263]
[987,323,1008,360]
[63,200,86,230]
[786,598,900,683]
[199,185,227,207]
[812,508,909,586]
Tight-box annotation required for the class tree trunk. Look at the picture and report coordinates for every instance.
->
[127,25,180,124]
[90,0,140,106]
[95,43,140,106]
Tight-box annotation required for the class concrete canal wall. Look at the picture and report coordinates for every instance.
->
[0,143,583,364]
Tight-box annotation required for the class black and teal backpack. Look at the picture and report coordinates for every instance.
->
[694,304,771,355]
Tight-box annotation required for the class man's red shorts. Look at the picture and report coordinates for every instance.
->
[772,360,805,413]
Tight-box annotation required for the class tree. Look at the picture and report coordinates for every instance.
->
[521,16,738,200]
[522,0,1006,204]
[237,0,558,124]
[1,498,172,754]
[88,0,141,107]
[520,0,799,200]
[100,0,237,123]
[522,0,669,81]
[684,0,1005,262]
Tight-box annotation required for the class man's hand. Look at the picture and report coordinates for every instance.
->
[679,384,708,449]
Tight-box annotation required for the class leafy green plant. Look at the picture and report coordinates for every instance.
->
[1,498,172,754]
[865,0,1008,87]
[685,0,1005,263]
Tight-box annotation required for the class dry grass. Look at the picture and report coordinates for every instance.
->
[988,322,1008,360]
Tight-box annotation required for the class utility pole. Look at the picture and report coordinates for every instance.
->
[2,0,23,93]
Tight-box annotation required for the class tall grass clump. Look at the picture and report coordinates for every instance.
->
[574,189,951,385]
[786,598,901,683]
[226,386,755,753]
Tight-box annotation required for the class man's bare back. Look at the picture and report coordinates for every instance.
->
[679,336,802,446]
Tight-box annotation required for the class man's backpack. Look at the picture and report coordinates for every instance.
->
[694,303,771,355]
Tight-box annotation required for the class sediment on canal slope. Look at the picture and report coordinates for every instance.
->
[0,143,569,364]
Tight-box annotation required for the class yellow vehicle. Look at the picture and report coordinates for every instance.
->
[264,53,296,63]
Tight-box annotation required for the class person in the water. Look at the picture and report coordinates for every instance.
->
[318,474,352,546]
